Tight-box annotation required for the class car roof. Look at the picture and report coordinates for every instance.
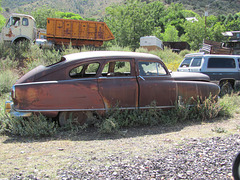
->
[63,51,160,62]
[184,52,240,58]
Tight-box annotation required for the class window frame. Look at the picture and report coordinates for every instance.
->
[101,59,132,77]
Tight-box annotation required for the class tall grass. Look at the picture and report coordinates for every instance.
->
[0,70,18,95]
[97,96,227,134]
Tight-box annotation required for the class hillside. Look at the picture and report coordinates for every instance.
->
[1,0,122,19]
[1,0,240,19]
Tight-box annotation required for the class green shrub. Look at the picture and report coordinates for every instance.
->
[218,94,240,117]
[179,49,197,57]
[0,42,11,58]
[98,117,119,134]
[97,95,225,134]
[0,69,18,95]
[1,114,57,137]
[0,56,18,70]
[211,126,227,133]
[106,45,132,52]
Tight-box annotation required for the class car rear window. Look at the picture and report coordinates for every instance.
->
[69,62,100,78]
[208,58,236,68]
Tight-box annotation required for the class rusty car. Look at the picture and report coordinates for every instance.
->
[5,51,220,126]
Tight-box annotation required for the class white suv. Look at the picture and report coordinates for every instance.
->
[177,52,240,95]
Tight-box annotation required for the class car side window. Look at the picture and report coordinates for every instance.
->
[191,58,202,67]
[69,62,100,78]
[208,58,236,68]
[102,60,131,77]
[12,17,20,26]
[22,18,29,26]
[138,62,167,76]
[238,59,240,68]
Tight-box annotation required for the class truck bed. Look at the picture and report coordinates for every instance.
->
[46,18,114,47]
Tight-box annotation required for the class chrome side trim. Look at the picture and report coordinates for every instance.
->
[15,105,175,113]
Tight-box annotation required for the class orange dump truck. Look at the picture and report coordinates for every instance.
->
[1,14,114,48]
[46,18,115,47]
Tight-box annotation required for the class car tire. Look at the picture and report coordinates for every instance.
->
[233,152,240,180]
[220,82,233,96]
[59,111,87,127]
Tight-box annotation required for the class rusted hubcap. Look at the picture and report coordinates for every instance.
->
[59,111,88,127]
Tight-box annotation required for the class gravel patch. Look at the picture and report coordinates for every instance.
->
[57,134,240,180]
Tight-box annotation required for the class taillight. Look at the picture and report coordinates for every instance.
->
[5,101,12,113]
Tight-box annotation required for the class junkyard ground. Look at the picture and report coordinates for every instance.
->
[0,115,240,179]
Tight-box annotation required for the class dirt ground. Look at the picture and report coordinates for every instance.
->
[0,115,239,179]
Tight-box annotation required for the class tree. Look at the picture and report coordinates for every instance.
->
[181,17,205,50]
[163,3,186,37]
[224,13,234,25]
[161,25,179,41]
[32,7,59,28]
[224,13,240,31]
[208,22,226,42]
[32,8,84,29]
[105,0,165,50]
[56,12,84,20]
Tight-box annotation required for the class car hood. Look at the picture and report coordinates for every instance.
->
[171,72,210,82]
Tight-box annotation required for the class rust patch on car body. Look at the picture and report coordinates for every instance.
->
[5,29,15,38]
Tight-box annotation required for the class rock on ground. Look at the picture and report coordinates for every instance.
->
[57,134,240,179]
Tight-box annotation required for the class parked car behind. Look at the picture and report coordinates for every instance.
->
[177,52,240,95]
[5,51,219,126]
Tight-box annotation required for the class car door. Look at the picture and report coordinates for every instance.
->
[2,16,21,42]
[14,61,105,111]
[98,59,138,109]
[137,60,177,109]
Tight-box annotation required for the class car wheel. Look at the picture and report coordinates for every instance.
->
[70,111,87,125]
[220,82,233,96]
[58,111,87,127]
[233,152,240,180]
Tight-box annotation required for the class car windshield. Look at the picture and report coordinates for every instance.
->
[139,62,167,76]
[180,58,192,67]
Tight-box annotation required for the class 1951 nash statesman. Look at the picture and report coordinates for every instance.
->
[5,51,220,126]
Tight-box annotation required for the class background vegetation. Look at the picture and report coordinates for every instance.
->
[0,0,240,137]
[1,0,240,20]
[0,1,240,50]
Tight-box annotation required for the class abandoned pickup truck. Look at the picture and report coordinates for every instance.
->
[5,51,220,125]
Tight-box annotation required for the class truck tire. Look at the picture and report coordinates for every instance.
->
[233,152,240,180]
[220,82,233,96]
